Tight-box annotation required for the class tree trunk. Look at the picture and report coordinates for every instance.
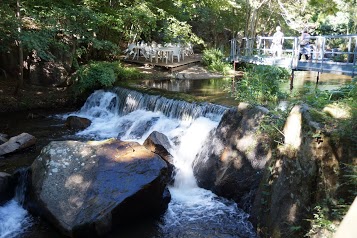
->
[245,8,258,56]
[243,4,251,51]
[15,0,24,93]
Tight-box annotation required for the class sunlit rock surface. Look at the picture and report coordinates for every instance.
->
[30,139,170,237]
[193,103,271,207]
[143,131,173,163]
[283,105,303,149]
[323,103,351,119]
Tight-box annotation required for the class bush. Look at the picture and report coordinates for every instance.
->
[336,78,357,150]
[116,66,144,81]
[231,65,289,106]
[72,61,143,96]
[202,48,232,74]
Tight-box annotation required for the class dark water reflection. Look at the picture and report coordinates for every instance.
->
[136,71,352,107]
[137,77,238,106]
[0,111,72,174]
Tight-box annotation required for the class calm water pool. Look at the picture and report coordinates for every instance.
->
[135,71,353,107]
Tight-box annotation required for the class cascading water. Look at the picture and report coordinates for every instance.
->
[64,87,257,237]
[0,169,33,238]
[0,87,256,237]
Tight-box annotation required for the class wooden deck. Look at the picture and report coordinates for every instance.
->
[123,54,202,72]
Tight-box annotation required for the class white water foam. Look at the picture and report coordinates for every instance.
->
[0,201,32,238]
[66,90,257,237]
[0,169,33,238]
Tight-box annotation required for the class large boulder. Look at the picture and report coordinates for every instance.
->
[250,104,351,238]
[29,139,170,237]
[28,61,69,87]
[0,133,36,156]
[193,103,272,207]
[0,172,17,205]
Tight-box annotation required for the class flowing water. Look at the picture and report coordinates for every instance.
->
[1,71,351,237]
[0,170,32,238]
[0,87,257,237]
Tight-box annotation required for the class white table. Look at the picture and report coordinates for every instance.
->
[132,45,145,60]
[155,47,175,64]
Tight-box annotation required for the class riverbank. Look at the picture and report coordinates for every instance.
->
[0,78,75,113]
[0,63,232,113]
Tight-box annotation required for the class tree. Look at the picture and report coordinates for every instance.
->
[16,0,23,90]
[244,0,270,37]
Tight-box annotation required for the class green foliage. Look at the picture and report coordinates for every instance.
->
[298,87,331,109]
[115,66,144,81]
[21,30,58,61]
[306,205,337,237]
[259,109,288,146]
[72,61,143,96]
[121,3,158,42]
[343,164,357,197]
[161,16,203,45]
[231,65,289,106]
[292,79,356,110]
[302,79,356,238]
[73,61,117,95]
[202,48,224,66]
[202,48,232,74]
[335,80,357,150]
[332,54,347,63]
[0,4,19,53]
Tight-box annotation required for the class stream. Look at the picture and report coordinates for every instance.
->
[0,87,257,238]
[0,72,352,238]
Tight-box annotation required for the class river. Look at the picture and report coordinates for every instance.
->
[0,87,256,238]
[0,71,352,238]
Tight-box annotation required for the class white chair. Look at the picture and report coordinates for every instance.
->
[171,47,183,62]
[141,46,151,60]
[123,43,136,59]
[149,48,162,63]
[184,43,194,56]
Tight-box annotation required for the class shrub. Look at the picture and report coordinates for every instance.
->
[202,48,232,74]
[231,65,289,106]
[72,61,143,96]
[116,66,144,81]
[336,78,357,150]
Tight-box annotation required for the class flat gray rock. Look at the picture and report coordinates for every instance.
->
[0,133,36,156]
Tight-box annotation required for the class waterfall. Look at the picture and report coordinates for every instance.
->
[67,88,257,237]
[14,168,29,206]
[76,87,227,121]
[0,169,33,238]
[68,87,228,142]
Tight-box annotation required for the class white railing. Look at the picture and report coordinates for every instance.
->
[230,34,357,76]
